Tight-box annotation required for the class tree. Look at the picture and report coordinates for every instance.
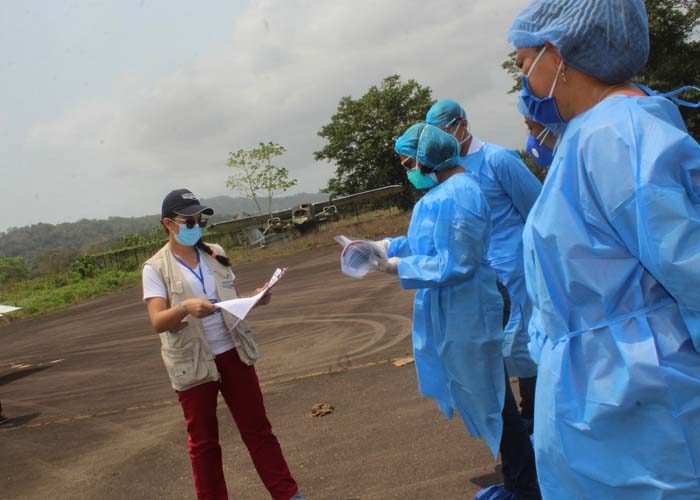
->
[639,0,700,138]
[226,142,297,216]
[501,0,700,139]
[70,255,98,279]
[315,75,434,200]
[30,249,77,276]
[0,257,29,285]
[122,233,146,247]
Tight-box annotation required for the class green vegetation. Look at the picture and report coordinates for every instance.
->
[0,257,29,284]
[0,269,141,322]
[226,142,298,216]
[315,74,433,203]
[0,193,327,263]
[0,208,409,323]
[642,0,700,138]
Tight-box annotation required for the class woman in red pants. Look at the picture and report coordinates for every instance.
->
[142,188,307,500]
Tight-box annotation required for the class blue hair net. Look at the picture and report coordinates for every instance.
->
[508,0,649,84]
[426,99,467,128]
[394,123,426,158]
[416,125,460,172]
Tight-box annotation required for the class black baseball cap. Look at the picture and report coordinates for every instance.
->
[161,189,214,219]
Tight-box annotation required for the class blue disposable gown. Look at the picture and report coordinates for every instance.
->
[460,143,542,377]
[523,94,700,498]
[387,173,505,457]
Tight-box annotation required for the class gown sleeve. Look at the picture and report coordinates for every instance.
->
[397,197,490,289]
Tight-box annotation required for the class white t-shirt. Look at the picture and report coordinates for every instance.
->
[142,250,237,355]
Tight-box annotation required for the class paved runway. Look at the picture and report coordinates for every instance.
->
[1,246,505,499]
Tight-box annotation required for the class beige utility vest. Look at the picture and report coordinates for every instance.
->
[145,243,260,391]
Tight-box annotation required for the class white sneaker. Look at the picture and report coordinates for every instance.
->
[290,492,308,500]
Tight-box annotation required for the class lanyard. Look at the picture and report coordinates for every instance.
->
[173,250,207,294]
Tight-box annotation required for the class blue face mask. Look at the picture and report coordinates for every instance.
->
[520,46,566,127]
[526,128,554,169]
[175,224,202,246]
[407,167,438,190]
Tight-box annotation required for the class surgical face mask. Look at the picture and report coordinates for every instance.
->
[407,167,438,190]
[526,128,554,169]
[445,118,472,146]
[520,47,566,126]
[174,223,202,246]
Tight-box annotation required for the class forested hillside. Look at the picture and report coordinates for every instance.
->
[0,192,328,262]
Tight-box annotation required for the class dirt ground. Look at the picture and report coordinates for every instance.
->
[1,246,512,500]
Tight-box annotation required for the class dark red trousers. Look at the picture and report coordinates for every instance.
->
[176,348,298,500]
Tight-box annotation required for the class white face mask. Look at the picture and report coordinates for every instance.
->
[446,118,471,146]
[457,125,472,146]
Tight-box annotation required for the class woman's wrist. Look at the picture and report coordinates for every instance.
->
[177,303,187,316]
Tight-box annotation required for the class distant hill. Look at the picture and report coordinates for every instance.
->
[0,192,329,262]
[201,192,328,220]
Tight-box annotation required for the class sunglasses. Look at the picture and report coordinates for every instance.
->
[170,217,209,229]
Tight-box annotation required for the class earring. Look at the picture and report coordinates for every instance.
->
[561,70,567,84]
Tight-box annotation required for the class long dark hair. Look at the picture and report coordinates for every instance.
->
[196,240,231,268]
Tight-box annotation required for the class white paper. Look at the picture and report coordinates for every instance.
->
[215,268,286,320]
[0,304,21,316]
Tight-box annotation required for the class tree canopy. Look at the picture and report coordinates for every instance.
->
[315,75,434,198]
[226,142,297,216]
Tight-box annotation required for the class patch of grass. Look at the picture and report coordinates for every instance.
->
[0,208,410,322]
[0,269,141,323]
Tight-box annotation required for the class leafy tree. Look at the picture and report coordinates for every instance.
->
[226,142,297,216]
[0,257,29,285]
[315,75,434,200]
[30,249,77,276]
[640,0,700,138]
[70,255,98,279]
[501,0,700,138]
[122,233,147,247]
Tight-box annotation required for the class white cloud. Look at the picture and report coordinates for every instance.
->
[8,0,527,231]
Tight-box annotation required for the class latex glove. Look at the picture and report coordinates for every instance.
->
[370,239,391,259]
[377,257,400,275]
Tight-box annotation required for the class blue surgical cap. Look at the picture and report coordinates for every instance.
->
[508,0,649,84]
[394,123,426,158]
[416,125,460,172]
[425,99,467,128]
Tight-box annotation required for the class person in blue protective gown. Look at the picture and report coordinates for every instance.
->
[394,122,426,171]
[385,124,541,500]
[509,0,700,498]
[426,99,542,424]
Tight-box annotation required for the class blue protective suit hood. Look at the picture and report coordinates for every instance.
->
[394,122,426,158]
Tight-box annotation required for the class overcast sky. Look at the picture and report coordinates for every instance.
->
[0,0,528,232]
